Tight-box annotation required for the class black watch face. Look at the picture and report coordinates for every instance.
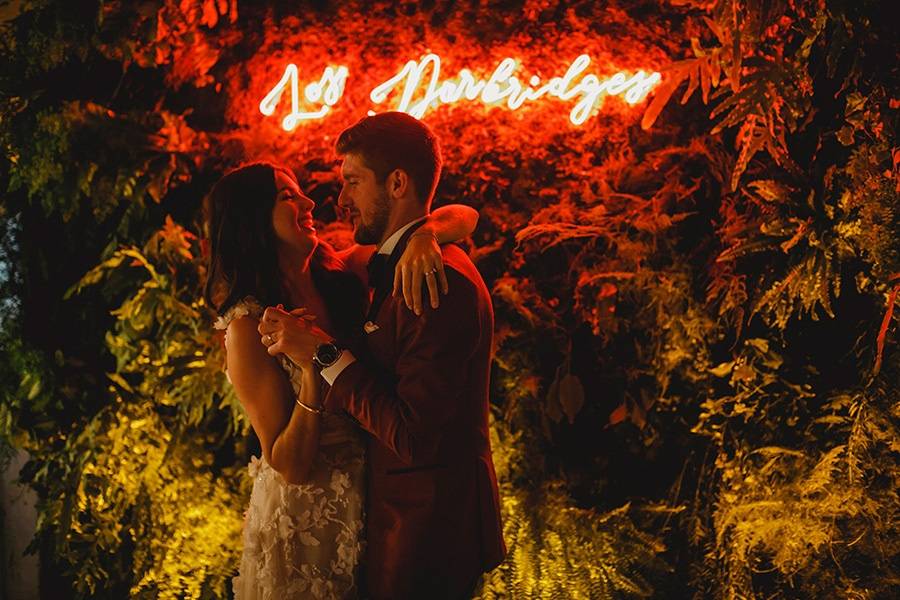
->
[316,343,340,365]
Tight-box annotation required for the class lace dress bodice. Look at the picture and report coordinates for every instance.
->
[216,297,365,599]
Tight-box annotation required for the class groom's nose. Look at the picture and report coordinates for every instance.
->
[337,188,351,208]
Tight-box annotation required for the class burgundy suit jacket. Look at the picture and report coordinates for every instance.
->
[324,243,506,599]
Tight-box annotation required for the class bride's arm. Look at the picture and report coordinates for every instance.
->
[422,203,480,244]
[339,204,479,313]
[394,204,479,314]
[269,368,321,485]
[225,317,320,485]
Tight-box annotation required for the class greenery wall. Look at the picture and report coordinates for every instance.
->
[1,1,897,598]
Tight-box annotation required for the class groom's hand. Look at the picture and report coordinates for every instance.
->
[258,306,331,368]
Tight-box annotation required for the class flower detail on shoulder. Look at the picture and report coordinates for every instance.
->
[247,455,262,478]
[213,296,264,330]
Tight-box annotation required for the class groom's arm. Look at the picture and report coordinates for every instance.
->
[323,268,483,465]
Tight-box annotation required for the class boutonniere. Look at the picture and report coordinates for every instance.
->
[364,321,380,334]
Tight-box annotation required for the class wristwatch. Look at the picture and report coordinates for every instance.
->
[312,342,342,369]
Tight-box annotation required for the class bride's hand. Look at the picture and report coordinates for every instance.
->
[394,229,449,315]
[258,306,331,370]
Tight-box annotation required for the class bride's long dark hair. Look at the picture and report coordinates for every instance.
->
[203,162,365,341]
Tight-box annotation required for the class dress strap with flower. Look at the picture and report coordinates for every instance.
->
[216,297,366,599]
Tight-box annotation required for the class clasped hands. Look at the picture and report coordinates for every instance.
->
[258,230,449,364]
[258,306,332,371]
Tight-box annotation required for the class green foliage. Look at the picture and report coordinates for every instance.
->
[485,370,669,598]
[699,373,900,599]
[15,211,247,596]
[1,0,898,598]
[67,218,243,432]
[636,2,900,597]
[7,102,199,226]
[480,369,668,599]
[47,399,245,598]
[479,486,666,599]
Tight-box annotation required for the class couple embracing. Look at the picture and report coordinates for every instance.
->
[204,112,505,599]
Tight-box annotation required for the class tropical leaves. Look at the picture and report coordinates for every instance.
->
[1,1,898,599]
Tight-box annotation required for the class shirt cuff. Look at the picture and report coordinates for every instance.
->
[319,350,356,385]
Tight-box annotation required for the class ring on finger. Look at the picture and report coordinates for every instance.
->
[263,334,273,345]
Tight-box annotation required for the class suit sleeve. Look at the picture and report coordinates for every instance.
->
[324,267,481,465]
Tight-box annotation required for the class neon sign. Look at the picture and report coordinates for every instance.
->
[260,53,660,130]
[259,64,348,130]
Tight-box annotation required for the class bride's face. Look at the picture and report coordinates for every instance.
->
[272,169,317,256]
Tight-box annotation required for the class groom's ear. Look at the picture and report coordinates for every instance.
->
[386,168,410,200]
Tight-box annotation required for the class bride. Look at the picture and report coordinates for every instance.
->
[203,162,477,599]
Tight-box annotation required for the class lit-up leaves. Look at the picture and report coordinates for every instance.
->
[199,0,237,29]
[2,2,897,598]
[714,178,866,332]
[491,276,556,329]
[544,360,585,426]
[544,366,564,425]
[709,387,900,600]
[872,276,900,377]
[152,0,238,88]
[149,215,197,263]
[558,373,585,425]
[6,101,200,231]
[708,361,735,378]
[575,273,622,339]
[641,7,815,193]
[712,445,848,585]
[480,484,666,598]
[641,53,722,130]
[640,9,740,132]
[746,179,792,204]
[694,337,796,444]
[728,114,768,191]
[66,233,240,430]
[56,219,245,595]
[750,249,838,329]
[516,220,606,252]
[62,401,244,598]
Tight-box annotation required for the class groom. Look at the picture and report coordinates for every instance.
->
[322,112,504,598]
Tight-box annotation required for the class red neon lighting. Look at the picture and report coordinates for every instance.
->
[260,54,660,129]
[259,64,348,130]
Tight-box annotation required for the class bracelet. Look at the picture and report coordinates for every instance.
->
[295,396,325,415]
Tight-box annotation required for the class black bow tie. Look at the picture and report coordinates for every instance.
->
[366,252,389,288]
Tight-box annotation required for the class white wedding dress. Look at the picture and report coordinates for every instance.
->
[215,298,366,600]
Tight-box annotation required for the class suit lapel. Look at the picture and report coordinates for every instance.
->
[365,219,427,324]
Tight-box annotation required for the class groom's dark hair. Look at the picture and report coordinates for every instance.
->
[336,112,442,206]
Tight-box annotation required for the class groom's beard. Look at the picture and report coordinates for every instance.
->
[353,187,391,245]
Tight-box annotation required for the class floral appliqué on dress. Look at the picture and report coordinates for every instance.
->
[216,298,366,599]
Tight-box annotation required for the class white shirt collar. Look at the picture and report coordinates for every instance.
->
[377,216,427,257]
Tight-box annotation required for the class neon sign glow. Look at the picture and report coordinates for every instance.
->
[259,53,660,130]
[259,64,348,130]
